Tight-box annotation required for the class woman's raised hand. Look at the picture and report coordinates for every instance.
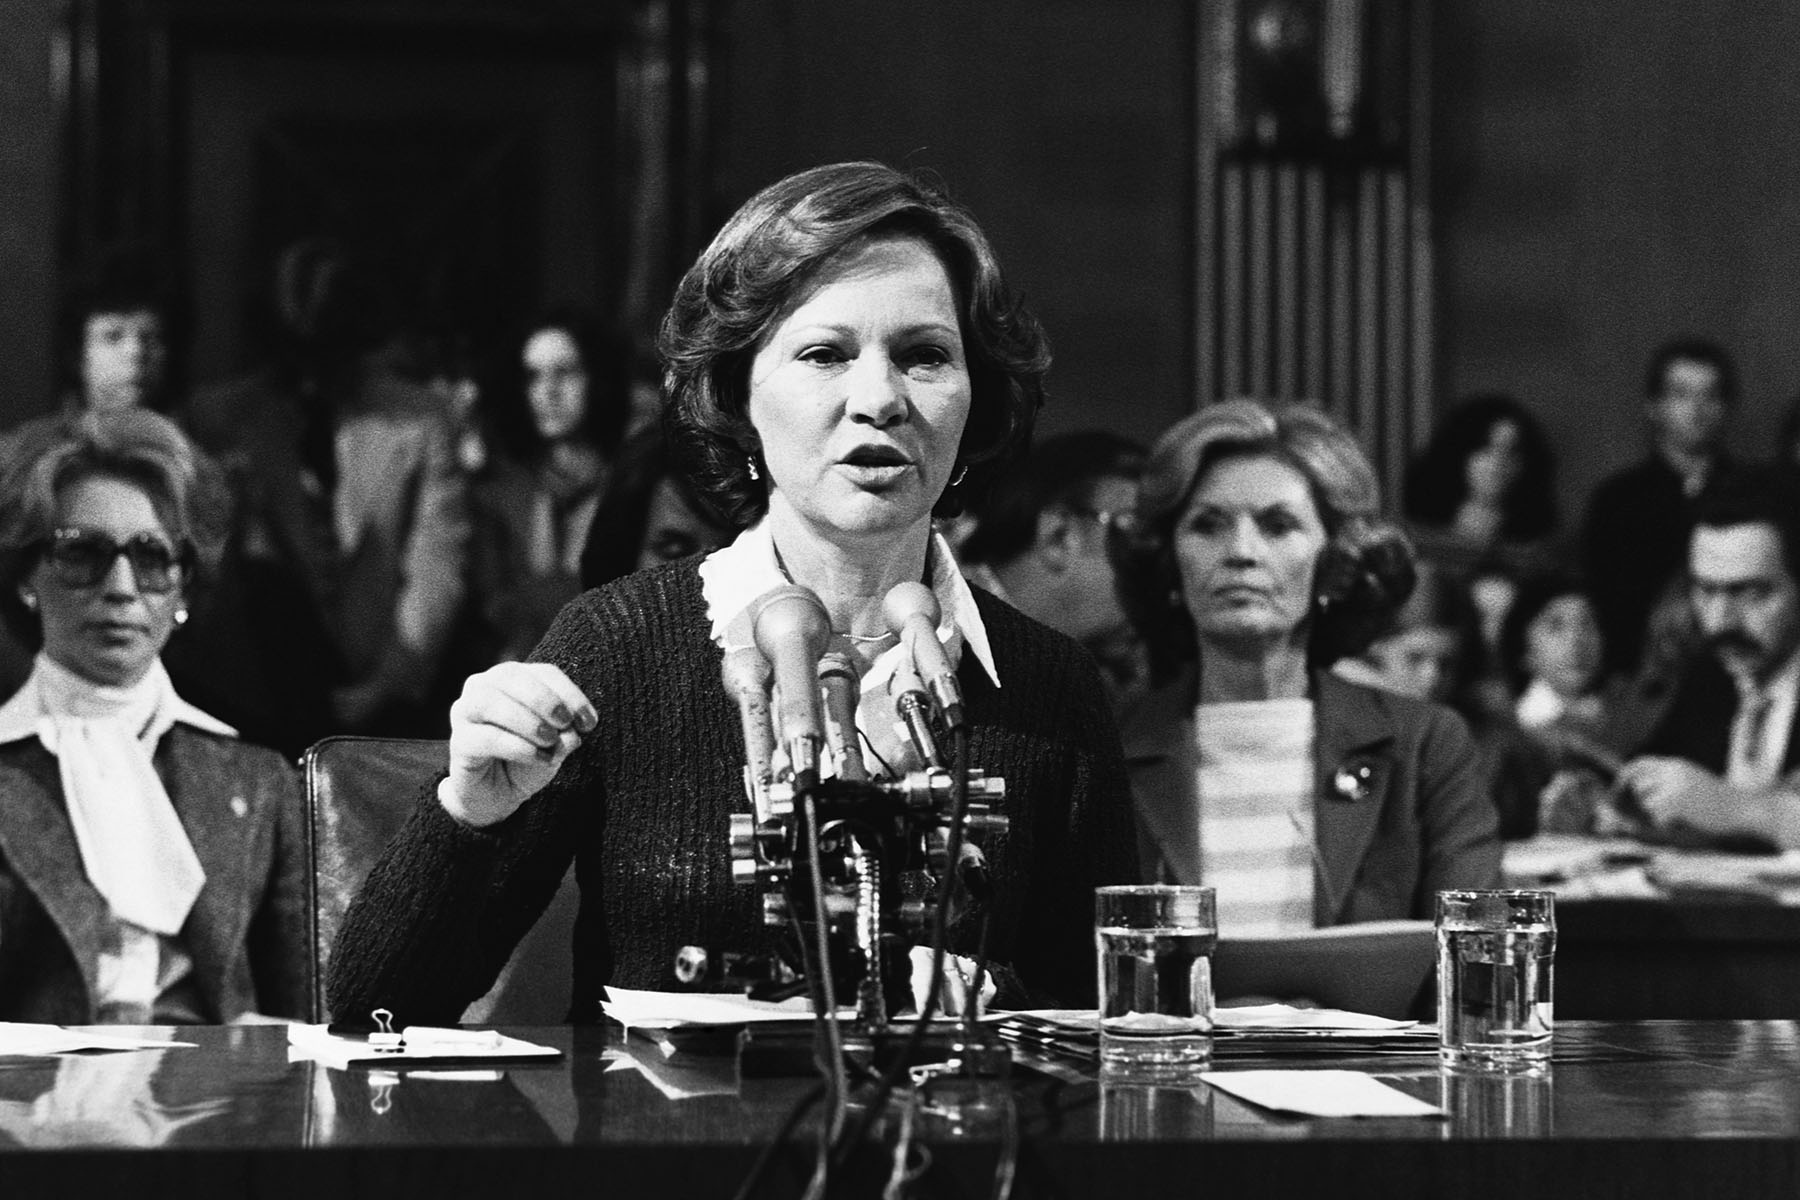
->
[438,662,598,827]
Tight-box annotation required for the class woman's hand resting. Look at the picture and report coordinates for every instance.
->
[438,662,598,827]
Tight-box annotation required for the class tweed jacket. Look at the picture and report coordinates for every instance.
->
[0,726,309,1023]
[1122,668,1501,925]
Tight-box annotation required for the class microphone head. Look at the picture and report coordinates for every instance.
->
[750,584,832,662]
[721,645,773,698]
[881,580,941,636]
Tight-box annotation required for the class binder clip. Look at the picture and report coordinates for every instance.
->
[369,1008,404,1053]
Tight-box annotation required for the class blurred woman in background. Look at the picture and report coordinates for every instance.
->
[469,310,632,664]
[1403,394,1561,572]
[0,410,306,1023]
[1117,399,1499,936]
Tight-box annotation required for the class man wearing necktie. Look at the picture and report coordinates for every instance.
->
[1619,470,1800,847]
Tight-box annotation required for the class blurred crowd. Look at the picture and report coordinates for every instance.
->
[14,249,1798,853]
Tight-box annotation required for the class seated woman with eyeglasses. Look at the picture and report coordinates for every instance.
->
[0,408,308,1023]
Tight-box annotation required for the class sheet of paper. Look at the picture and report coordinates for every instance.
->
[0,1023,195,1057]
[994,1006,1417,1033]
[285,1024,561,1071]
[1214,1004,1416,1031]
[600,986,853,1029]
[1201,1070,1444,1118]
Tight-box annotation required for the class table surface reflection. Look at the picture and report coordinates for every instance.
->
[3,1021,1799,1198]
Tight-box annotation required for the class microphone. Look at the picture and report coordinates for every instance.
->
[750,585,833,790]
[882,581,965,731]
[721,645,776,822]
[887,654,944,768]
[817,648,868,783]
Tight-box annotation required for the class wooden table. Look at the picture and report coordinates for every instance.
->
[2,1022,1799,1198]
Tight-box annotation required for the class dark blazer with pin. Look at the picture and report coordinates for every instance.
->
[0,726,310,1023]
[1122,669,1501,925]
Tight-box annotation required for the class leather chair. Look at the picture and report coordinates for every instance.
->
[302,735,578,1023]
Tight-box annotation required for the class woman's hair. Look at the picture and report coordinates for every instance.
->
[1495,572,1600,695]
[1401,393,1557,542]
[578,429,738,590]
[54,270,186,413]
[1117,398,1415,681]
[487,306,632,465]
[0,408,233,648]
[659,161,1050,526]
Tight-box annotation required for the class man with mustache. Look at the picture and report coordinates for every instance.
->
[1618,471,1800,847]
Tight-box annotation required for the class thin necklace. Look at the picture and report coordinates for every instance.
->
[841,629,898,645]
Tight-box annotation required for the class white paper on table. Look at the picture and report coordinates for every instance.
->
[285,1024,561,1070]
[600,986,853,1029]
[0,1023,195,1056]
[1214,1004,1416,1031]
[1200,1070,1444,1118]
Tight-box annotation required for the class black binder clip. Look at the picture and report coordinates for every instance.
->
[369,1008,404,1053]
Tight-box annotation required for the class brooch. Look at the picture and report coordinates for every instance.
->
[1331,757,1379,802]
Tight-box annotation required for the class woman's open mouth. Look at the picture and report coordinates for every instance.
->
[839,446,914,486]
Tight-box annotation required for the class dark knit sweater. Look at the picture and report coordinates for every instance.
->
[327,558,1138,1024]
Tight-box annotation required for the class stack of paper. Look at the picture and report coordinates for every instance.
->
[0,1024,193,1056]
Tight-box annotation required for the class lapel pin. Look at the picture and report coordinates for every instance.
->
[1331,757,1378,802]
[230,795,249,818]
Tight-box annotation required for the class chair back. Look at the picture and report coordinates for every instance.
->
[303,735,577,1023]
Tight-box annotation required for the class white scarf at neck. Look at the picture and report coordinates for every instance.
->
[23,654,207,935]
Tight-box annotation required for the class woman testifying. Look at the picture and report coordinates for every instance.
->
[1117,400,1500,937]
[329,162,1138,1024]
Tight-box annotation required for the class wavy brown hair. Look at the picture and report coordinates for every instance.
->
[659,161,1049,526]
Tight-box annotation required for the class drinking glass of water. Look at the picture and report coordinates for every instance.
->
[1094,885,1216,1077]
[1436,889,1555,1071]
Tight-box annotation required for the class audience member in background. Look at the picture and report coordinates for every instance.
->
[0,410,306,1023]
[1116,399,1499,935]
[1335,559,1484,711]
[184,236,470,742]
[958,430,1148,710]
[1613,470,1800,848]
[468,310,630,664]
[1402,393,1561,580]
[1582,338,1739,679]
[577,428,736,591]
[1500,573,1609,738]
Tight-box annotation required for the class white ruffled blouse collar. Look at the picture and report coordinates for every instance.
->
[697,518,1001,697]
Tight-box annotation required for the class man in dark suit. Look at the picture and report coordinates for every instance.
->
[1581,338,1738,677]
[1620,471,1800,847]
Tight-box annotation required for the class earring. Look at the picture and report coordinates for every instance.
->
[18,592,35,612]
[949,464,968,488]
[746,455,760,482]
[174,606,189,628]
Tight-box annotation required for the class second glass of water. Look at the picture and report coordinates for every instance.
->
[1095,885,1216,1077]
[1436,889,1555,1071]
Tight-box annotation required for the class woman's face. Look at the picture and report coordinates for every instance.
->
[1365,626,1462,703]
[746,234,971,547]
[26,474,185,688]
[523,327,589,442]
[1464,418,1524,506]
[81,310,166,412]
[1176,453,1328,650]
[1523,593,1604,699]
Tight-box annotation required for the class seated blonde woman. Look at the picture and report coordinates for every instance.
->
[0,409,307,1023]
[1115,400,1500,935]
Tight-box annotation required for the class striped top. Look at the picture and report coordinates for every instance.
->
[1195,698,1316,936]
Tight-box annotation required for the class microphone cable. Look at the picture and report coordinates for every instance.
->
[831,722,974,1173]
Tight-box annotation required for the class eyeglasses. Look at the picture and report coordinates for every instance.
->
[39,528,184,594]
